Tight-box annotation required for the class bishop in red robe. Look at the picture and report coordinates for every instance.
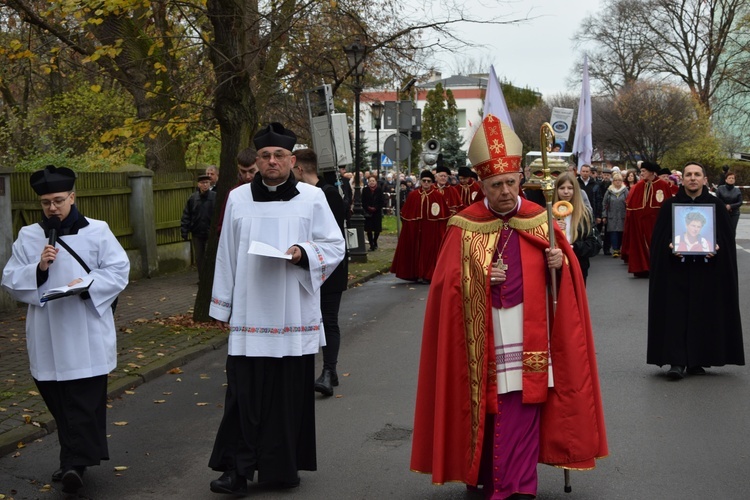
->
[621,161,673,276]
[410,115,608,499]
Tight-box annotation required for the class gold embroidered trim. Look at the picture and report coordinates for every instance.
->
[449,210,548,234]
[509,211,547,231]
[522,351,549,372]
[459,225,498,470]
[450,216,504,233]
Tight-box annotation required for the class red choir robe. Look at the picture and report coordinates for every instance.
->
[453,179,485,211]
[621,178,672,274]
[435,183,463,215]
[410,199,608,486]
[390,185,451,282]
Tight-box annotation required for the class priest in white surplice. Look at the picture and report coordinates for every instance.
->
[207,123,345,496]
[2,165,130,494]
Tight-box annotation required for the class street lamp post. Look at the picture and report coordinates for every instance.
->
[344,39,368,262]
[371,100,384,181]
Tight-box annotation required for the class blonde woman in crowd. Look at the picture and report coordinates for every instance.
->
[554,172,601,283]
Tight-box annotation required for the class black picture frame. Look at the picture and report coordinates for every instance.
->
[672,204,716,255]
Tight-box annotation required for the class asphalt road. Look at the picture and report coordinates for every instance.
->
[1,237,749,499]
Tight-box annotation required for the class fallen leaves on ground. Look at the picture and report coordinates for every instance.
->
[168,367,183,374]
[113,421,128,426]
[114,466,128,471]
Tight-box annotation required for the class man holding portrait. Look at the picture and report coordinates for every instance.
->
[647,162,744,380]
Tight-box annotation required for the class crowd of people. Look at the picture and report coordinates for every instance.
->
[1,114,745,499]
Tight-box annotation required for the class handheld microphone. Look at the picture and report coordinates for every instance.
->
[47,217,61,265]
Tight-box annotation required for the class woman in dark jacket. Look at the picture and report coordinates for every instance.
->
[715,171,743,240]
[553,172,600,283]
[361,175,384,251]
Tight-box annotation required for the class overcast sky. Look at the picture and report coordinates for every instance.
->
[429,0,603,98]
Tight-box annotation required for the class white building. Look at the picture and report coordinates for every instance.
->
[359,73,488,169]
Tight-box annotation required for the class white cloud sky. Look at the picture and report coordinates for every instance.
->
[428,0,603,97]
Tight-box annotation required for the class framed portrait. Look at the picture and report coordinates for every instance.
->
[672,204,716,255]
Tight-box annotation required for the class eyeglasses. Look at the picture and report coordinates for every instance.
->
[258,151,291,162]
[421,179,433,183]
[40,192,73,209]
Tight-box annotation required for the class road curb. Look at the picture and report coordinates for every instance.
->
[0,265,390,458]
[348,266,391,288]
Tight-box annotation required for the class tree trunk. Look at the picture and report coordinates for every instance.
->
[193,0,258,321]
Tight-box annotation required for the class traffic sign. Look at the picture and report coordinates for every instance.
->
[381,154,393,168]
[383,133,411,162]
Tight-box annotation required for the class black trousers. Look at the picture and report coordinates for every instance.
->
[209,355,316,483]
[34,375,109,469]
[192,236,208,274]
[321,291,343,372]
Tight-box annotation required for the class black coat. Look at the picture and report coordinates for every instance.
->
[181,189,216,239]
[578,177,603,219]
[571,216,601,282]
[715,184,743,216]
[646,186,744,367]
[318,179,349,294]
[361,185,384,232]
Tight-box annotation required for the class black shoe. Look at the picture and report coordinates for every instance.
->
[61,468,84,494]
[52,468,63,482]
[314,369,335,396]
[210,470,248,496]
[603,251,611,256]
[666,365,686,380]
[687,366,706,375]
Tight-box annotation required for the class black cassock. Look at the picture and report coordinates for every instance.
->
[647,186,744,368]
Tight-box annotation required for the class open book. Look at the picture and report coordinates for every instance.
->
[41,276,94,303]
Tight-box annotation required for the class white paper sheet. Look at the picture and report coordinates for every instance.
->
[248,240,292,260]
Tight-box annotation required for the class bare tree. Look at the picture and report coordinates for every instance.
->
[573,0,657,95]
[593,80,700,162]
[637,0,748,114]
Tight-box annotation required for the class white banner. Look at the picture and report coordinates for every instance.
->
[571,55,593,168]
[550,107,574,141]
